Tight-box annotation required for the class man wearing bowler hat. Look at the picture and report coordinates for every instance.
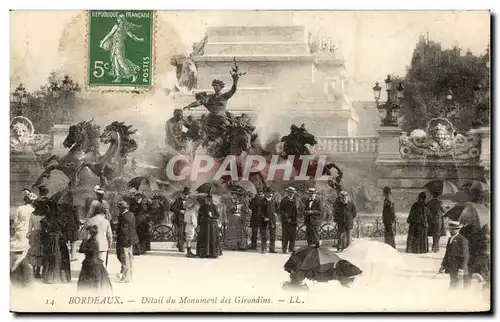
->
[279,186,299,253]
[304,187,323,247]
[439,220,469,288]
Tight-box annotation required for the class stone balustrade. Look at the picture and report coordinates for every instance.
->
[311,136,379,155]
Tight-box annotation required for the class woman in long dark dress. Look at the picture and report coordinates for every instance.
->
[77,225,113,293]
[131,194,152,255]
[405,192,431,254]
[41,203,71,284]
[196,195,222,258]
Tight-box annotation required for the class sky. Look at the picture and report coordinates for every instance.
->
[10,10,490,101]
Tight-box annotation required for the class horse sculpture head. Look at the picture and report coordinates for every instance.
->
[63,120,101,151]
[296,124,317,147]
[101,121,138,157]
[228,114,256,156]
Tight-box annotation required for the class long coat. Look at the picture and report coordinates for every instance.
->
[260,198,279,229]
[170,197,186,227]
[441,233,469,274]
[116,211,139,248]
[249,195,263,228]
[304,198,323,227]
[333,200,357,230]
[426,198,445,235]
[279,197,299,225]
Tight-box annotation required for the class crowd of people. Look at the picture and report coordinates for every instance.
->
[10,177,490,294]
[382,184,490,289]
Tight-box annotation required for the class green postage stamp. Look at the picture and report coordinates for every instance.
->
[87,10,154,90]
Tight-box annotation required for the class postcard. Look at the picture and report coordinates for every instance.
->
[9,10,490,312]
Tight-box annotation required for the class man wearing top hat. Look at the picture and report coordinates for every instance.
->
[439,220,469,288]
[249,189,265,250]
[259,187,279,254]
[304,187,323,247]
[279,186,299,253]
[171,187,190,252]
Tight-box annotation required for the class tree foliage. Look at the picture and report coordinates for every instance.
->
[396,40,490,133]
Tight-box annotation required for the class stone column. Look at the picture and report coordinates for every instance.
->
[50,124,70,157]
[470,126,490,180]
[375,126,404,162]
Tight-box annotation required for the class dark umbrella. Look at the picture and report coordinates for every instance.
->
[127,176,160,193]
[195,182,228,197]
[423,179,459,196]
[284,246,362,283]
[444,202,490,229]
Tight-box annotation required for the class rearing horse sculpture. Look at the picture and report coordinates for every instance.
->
[33,120,138,189]
[78,121,138,187]
[33,119,101,188]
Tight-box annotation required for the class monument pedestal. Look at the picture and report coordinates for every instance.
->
[10,154,42,205]
[50,124,70,157]
[470,126,490,171]
[192,25,358,136]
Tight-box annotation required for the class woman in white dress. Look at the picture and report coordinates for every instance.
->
[11,190,37,287]
[183,197,198,258]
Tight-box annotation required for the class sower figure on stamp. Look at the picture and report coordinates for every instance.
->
[439,221,469,289]
[260,188,278,254]
[304,188,323,247]
[280,186,299,254]
[171,187,190,252]
[382,187,396,248]
[249,189,264,250]
[99,13,144,83]
[333,190,357,251]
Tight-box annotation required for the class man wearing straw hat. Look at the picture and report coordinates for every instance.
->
[439,220,469,288]
[116,200,138,283]
[304,187,323,247]
[279,186,299,254]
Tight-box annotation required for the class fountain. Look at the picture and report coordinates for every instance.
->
[10,116,53,204]
[376,117,484,211]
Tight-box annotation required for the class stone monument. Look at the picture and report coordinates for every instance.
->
[10,116,53,204]
[173,25,359,137]
[376,117,485,210]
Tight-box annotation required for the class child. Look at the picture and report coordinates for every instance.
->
[439,221,469,289]
[27,204,45,278]
[77,225,112,293]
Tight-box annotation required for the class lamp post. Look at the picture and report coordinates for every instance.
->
[372,74,404,127]
[10,84,31,118]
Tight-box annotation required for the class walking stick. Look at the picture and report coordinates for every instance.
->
[105,251,109,268]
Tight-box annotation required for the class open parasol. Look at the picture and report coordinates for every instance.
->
[127,176,160,193]
[423,179,459,197]
[230,181,257,196]
[444,202,490,229]
[284,246,362,283]
[194,182,228,197]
